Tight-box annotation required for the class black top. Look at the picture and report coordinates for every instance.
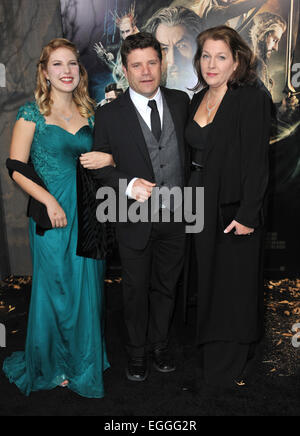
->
[185,119,211,167]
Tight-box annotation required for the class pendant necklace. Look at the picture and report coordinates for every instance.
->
[206,92,221,119]
[58,112,73,123]
[56,106,74,123]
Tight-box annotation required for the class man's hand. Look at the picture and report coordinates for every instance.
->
[224,220,254,236]
[131,179,156,203]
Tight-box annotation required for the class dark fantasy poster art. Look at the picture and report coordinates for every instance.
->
[60,0,300,274]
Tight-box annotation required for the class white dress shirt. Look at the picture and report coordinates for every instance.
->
[126,87,163,198]
[129,87,163,129]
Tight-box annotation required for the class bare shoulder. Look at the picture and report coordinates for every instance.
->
[10,118,36,161]
[13,117,36,138]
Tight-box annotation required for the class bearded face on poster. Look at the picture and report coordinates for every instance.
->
[142,6,203,95]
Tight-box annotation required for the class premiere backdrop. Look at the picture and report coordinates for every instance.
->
[60,0,300,276]
[0,0,299,277]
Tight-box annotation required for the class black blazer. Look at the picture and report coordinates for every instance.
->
[186,83,273,344]
[189,83,273,229]
[91,86,190,250]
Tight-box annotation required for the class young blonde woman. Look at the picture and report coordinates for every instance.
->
[3,38,113,398]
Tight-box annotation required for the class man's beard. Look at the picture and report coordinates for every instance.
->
[162,64,197,92]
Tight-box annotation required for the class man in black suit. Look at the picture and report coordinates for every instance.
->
[90,33,190,381]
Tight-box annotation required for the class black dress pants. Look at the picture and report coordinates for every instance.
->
[118,219,186,358]
[200,341,262,387]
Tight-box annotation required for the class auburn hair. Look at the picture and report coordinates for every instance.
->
[192,25,258,92]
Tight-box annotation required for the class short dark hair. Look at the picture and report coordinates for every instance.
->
[105,83,123,95]
[192,25,258,91]
[121,32,162,68]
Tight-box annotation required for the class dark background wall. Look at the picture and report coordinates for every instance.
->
[0,0,62,278]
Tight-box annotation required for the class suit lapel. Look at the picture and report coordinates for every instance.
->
[119,90,154,175]
[119,87,189,177]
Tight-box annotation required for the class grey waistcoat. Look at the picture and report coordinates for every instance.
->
[135,96,183,212]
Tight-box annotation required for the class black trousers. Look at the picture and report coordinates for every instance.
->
[118,218,186,358]
[199,340,263,387]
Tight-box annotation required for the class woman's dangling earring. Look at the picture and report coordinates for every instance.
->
[46,79,51,89]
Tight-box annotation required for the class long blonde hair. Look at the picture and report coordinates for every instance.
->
[35,38,95,117]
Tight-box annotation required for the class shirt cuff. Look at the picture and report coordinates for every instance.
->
[126,178,138,199]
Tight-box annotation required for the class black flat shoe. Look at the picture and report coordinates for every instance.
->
[126,357,149,382]
[152,348,176,373]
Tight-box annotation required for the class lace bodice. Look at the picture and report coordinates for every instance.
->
[17,102,94,187]
[16,102,94,131]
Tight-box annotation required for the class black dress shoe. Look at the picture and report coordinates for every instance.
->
[152,348,176,373]
[126,357,149,382]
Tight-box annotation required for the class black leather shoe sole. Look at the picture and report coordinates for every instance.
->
[126,368,149,382]
[153,361,176,373]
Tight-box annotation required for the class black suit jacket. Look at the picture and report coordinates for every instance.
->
[91,86,190,250]
[189,82,272,230]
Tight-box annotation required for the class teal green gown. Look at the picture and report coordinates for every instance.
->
[3,102,110,398]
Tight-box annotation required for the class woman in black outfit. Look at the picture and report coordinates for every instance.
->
[186,26,272,387]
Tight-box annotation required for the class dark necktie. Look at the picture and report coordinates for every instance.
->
[148,100,162,143]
